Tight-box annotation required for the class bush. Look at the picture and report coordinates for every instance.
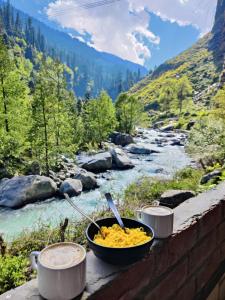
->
[0,255,29,294]
[124,167,203,206]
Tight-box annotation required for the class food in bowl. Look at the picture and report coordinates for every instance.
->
[93,224,151,248]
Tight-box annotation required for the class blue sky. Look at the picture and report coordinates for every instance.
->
[10,0,217,69]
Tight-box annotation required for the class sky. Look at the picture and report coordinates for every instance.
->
[10,0,217,68]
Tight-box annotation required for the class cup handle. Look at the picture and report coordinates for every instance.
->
[136,210,142,221]
[30,251,40,271]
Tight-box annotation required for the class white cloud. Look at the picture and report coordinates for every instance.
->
[46,0,217,65]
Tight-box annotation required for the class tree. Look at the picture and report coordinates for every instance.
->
[83,91,117,147]
[115,93,144,134]
[30,57,78,174]
[213,85,225,121]
[0,37,30,159]
[176,76,193,114]
[158,79,177,112]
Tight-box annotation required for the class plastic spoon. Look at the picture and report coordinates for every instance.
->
[105,193,128,233]
[64,193,105,239]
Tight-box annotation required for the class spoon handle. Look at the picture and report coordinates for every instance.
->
[64,193,102,232]
[105,193,125,229]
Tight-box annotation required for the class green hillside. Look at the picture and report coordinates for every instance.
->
[130,33,220,108]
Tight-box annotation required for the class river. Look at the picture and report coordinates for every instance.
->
[0,129,192,240]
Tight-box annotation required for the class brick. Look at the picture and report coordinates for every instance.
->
[143,258,188,300]
[168,222,198,263]
[171,276,196,300]
[199,205,223,240]
[91,254,155,300]
[189,231,217,273]
[218,221,225,244]
[152,223,198,280]
[196,249,221,293]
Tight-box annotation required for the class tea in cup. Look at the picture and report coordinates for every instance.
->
[30,242,86,300]
[136,205,174,238]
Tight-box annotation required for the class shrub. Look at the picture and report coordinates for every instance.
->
[0,255,29,294]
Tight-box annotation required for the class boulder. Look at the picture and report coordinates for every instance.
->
[170,139,184,146]
[80,152,112,173]
[110,132,134,146]
[160,124,175,132]
[59,179,83,197]
[186,120,196,131]
[160,189,195,208]
[200,170,222,185]
[153,121,164,129]
[126,144,160,155]
[110,148,134,169]
[73,169,98,190]
[0,176,57,208]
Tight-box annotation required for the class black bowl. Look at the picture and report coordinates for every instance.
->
[86,217,154,265]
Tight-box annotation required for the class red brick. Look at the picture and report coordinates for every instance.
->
[218,221,225,244]
[199,205,223,240]
[143,258,188,300]
[196,249,221,293]
[91,254,155,300]
[168,222,198,263]
[171,276,196,300]
[189,230,217,273]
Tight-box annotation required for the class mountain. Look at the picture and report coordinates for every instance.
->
[130,0,225,107]
[0,1,147,99]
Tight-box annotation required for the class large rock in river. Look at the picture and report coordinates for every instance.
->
[80,152,112,173]
[0,176,57,208]
[110,132,134,146]
[126,144,160,155]
[73,169,98,190]
[110,148,134,169]
[160,189,195,208]
[59,179,83,197]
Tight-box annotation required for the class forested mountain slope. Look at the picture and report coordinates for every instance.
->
[0,0,147,99]
[130,0,225,108]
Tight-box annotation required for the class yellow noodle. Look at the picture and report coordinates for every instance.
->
[93,224,151,248]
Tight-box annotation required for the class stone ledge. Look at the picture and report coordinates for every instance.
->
[1,182,225,300]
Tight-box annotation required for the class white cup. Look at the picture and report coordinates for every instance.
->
[30,242,86,300]
[136,205,174,238]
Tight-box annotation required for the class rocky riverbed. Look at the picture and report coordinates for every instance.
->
[0,128,192,240]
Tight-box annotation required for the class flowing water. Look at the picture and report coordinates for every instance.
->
[0,129,192,240]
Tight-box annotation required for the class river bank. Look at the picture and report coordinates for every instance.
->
[0,128,192,240]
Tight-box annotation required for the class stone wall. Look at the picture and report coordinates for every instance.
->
[1,182,225,300]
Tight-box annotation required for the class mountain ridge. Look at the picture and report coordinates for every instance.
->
[130,0,224,106]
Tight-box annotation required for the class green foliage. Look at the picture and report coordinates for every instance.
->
[176,76,193,114]
[82,91,117,147]
[187,116,225,160]
[30,57,79,174]
[124,167,203,207]
[0,255,29,294]
[115,93,145,134]
[158,79,177,112]
[0,37,31,160]
[131,34,219,108]
[213,86,225,120]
